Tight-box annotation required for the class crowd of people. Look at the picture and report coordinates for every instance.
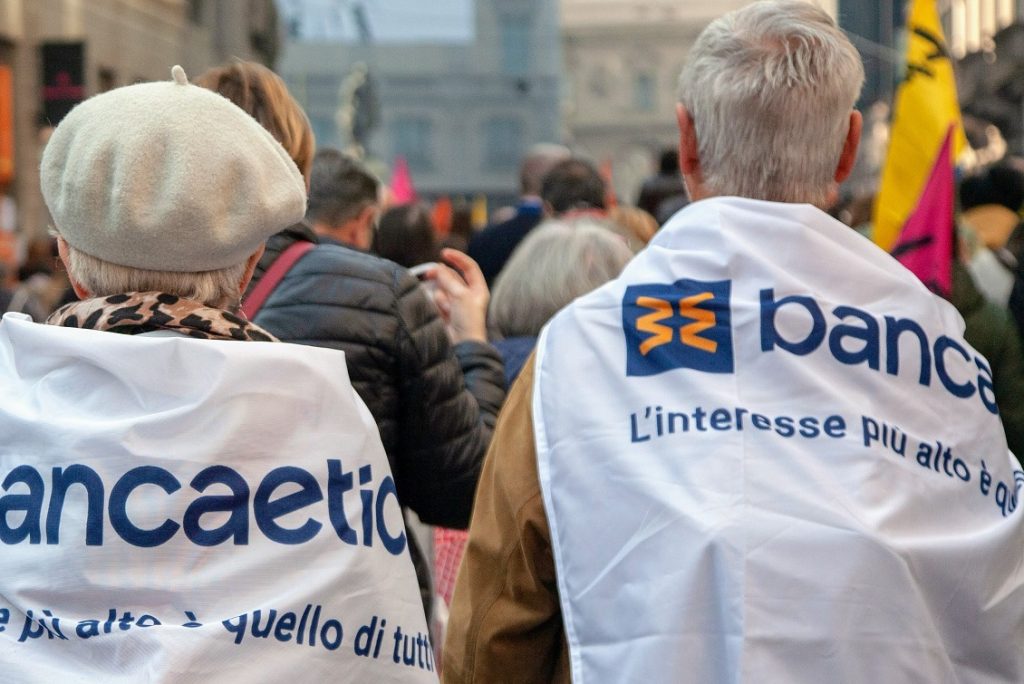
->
[0,0,1023,682]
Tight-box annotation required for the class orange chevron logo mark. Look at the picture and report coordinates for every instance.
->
[679,292,718,353]
[624,279,733,376]
[636,296,674,355]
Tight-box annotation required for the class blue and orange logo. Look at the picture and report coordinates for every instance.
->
[622,279,733,376]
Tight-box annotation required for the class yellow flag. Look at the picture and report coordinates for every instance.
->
[471,194,489,230]
[873,0,966,250]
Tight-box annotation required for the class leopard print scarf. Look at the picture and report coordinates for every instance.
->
[47,292,278,342]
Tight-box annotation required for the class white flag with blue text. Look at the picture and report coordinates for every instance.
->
[535,197,1024,684]
[0,313,437,683]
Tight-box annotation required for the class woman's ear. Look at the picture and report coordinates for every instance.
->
[239,245,267,296]
[56,237,93,300]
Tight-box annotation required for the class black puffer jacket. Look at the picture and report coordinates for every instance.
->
[248,223,506,529]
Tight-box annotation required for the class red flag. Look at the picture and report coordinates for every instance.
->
[432,196,452,238]
[389,156,417,204]
[890,126,955,298]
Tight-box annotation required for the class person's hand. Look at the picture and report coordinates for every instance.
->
[421,249,489,344]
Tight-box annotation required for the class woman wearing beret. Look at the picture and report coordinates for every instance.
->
[0,67,434,683]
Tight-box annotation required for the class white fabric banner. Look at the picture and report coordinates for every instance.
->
[534,198,1024,683]
[0,313,436,683]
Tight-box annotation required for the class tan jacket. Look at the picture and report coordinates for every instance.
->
[442,355,570,683]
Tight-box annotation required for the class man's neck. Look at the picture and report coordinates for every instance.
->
[312,220,362,249]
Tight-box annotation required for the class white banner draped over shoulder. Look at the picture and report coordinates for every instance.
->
[0,314,436,683]
[534,198,1024,684]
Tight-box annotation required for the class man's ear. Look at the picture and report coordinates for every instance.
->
[357,204,379,250]
[834,110,863,185]
[676,104,701,178]
[357,204,377,229]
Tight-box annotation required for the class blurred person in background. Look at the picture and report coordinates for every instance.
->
[489,218,634,386]
[607,205,660,253]
[959,162,1024,256]
[468,143,570,286]
[307,147,381,251]
[431,217,632,643]
[946,241,1024,459]
[196,61,505,625]
[443,2,1024,682]
[1,65,431,682]
[0,231,49,321]
[441,201,475,253]
[636,147,689,224]
[373,203,441,270]
[539,157,608,219]
[958,162,1024,306]
[958,162,1024,354]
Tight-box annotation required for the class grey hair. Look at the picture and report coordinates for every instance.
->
[490,218,633,339]
[677,0,864,206]
[63,245,249,309]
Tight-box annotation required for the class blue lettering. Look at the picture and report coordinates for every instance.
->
[934,336,976,399]
[823,415,846,438]
[884,316,932,385]
[828,306,880,369]
[274,612,297,642]
[630,412,651,442]
[375,476,406,556]
[0,459,404,550]
[975,356,999,415]
[46,465,104,546]
[108,466,181,547]
[359,465,373,547]
[184,465,250,546]
[0,466,43,545]
[327,459,357,544]
[710,409,731,431]
[798,416,821,438]
[773,415,795,437]
[254,467,323,545]
[759,289,826,355]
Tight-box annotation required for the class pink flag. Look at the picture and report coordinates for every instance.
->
[890,126,955,298]
[389,156,418,204]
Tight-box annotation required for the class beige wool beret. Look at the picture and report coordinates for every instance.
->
[41,65,307,272]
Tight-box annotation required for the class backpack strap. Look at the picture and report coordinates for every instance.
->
[241,240,315,320]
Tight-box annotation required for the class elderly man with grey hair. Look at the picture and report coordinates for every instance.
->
[443,2,1024,683]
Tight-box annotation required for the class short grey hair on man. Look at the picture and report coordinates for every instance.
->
[62,244,248,309]
[677,0,864,206]
[490,218,633,339]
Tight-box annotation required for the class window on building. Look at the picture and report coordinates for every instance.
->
[589,65,609,98]
[483,117,523,171]
[501,15,531,76]
[188,0,204,25]
[634,72,656,112]
[392,117,433,171]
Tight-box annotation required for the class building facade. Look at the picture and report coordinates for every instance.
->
[561,0,837,204]
[278,0,561,205]
[839,0,1021,105]
[0,0,279,241]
